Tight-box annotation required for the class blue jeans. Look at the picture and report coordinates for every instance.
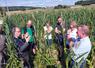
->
[55,33,64,46]
[46,39,52,46]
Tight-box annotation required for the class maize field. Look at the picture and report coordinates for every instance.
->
[2,8,95,68]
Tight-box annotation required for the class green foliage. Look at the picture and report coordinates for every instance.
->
[4,17,23,68]
[4,8,95,68]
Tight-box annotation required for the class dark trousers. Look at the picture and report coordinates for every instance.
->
[55,33,65,67]
[22,51,31,68]
[55,33,64,45]
[20,42,35,68]
[46,39,52,46]
[28,42,36,68]
[55,33,64,58]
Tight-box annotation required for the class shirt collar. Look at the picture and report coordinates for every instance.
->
[80,36,89,41]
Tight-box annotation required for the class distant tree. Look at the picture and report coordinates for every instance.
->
[75,0,95,5]
[0,7,6,16]
[54,5,63,9]
[54,5,69,9]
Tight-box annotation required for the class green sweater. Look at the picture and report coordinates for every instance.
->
[22,28,34,43]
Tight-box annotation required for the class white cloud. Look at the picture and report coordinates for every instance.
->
[0,0,78,7]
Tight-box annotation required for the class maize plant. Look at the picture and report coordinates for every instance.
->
[3,8,95,68]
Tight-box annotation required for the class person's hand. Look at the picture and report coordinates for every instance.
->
[55,27,59,33]
[25,32,30,42]
[67,34,71,40]
[24,32,29,38]
[21,34,24,39]
[25,36,30,42]
[33,48,36,54]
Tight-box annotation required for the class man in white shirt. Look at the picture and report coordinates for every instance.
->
[71,25,92,68]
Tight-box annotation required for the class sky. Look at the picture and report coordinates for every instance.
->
[0,0,79,7]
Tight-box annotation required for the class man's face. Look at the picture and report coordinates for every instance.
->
[58,18,62,23]
[27,20,32,27]
[77,27,82,38]
[15,28,21,37]
[70,24,73,28]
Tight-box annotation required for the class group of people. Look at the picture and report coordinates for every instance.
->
[0,16,92,68]
[12,20,36,68]
[43,16,92,68]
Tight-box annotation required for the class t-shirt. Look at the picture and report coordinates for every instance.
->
[43,26,53,39]
[67,28,77,39]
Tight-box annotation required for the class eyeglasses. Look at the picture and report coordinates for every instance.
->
[16,31,21,33]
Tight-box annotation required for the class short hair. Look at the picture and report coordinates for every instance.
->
[57,16,62,19]
[79,25,89,36]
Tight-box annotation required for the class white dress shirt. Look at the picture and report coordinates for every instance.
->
[72,36,92,62]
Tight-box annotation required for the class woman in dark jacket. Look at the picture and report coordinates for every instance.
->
[12,26,31,68]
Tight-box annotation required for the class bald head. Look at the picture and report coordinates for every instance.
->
[27,20,32,24]
[27,20,32,27]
